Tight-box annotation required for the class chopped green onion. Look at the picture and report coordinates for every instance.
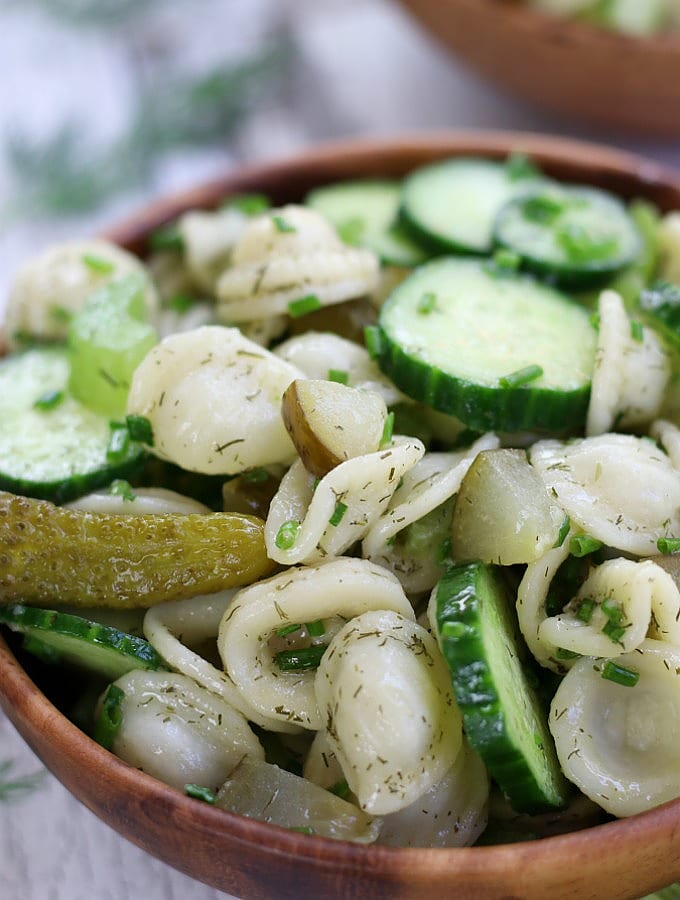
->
[275,644,327,671]
[522,193,565,224]
[657,537,680,554]
[82,254,115,274]
[275,623,301,638]
[275,519,300,550]
[33,389,64,411]
[602,620,626,644]
[337,217,364,245]
[601,660,639,688]
[499,364,544,389]
[506,153,541,182]
[289,826,315,835]
[328,369,349,385]
[222,193,270,215]
[380,411,395,448]
[589,311,600,331]
[329,501,348,527]
[484,248,522,278]
[553,516,571,548]
[328,779,350,799]
[106,423,131,463]
[575,598,596,624]
[288,294,322,318]
[93,684,125,750]
[570,534,603,557]
[630,320,644,342]
[272,215,296,234]
[242,467,270,484]
[555,648,581,660]
[417,292,437,314]
[601,598,624,624]
[557,223,618,263]
[306,620,325,638]
[149,223,184,252]
[184,784,217,804]
[109,479,136,502]
[49,305,72,323]
[166,294,196,313]
[125,414,154,446]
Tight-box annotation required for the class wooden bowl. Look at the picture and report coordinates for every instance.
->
[2,133,680,900]
[396,0,680,136]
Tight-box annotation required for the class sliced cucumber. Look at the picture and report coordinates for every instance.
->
[306,179,428,267]
[639,281,680,351]
[0,348,145,503]
[0,604,167,680]
[494,185,641,287]
[375,258,596,432]
[400,157,545,255]
[432,561,569,813]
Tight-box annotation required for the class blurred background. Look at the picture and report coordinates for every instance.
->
[1,2,679,898]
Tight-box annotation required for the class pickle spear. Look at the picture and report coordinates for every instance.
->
[0,491,275,608]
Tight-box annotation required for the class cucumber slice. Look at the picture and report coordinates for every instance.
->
[306,179,428,267]
[400,157,545,255]
[433,561,569,813]
[0,347,145,503]
[494,185,641,287]
[639,281,680,351]
[0,604,167,680]
[375,258,596,432]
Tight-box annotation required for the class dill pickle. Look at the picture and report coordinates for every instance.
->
[0,490,274,608]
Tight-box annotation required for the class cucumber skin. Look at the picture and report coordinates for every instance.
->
[435,562,569,814]
[0,455,145,506]
[375,325,590,433]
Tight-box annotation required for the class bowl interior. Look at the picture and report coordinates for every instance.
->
[2,132,680,900]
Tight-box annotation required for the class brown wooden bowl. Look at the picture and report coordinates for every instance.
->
[396,0,680,136]
[2,132,680,900]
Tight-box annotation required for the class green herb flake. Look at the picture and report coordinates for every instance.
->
[49,305,72,324]
[289,826,315,835]
[570,534,603,558]
[329,501,348,527]
[272,214,296,234]
[555,648,581,660]
[506,152,541,182]
[602,620,626,644]
[553,516,571,548]
[222,193,270,215]
[275,519,300,550]
[522,193,565,224]
[589,312,601,331]
[167,294,196,313]
[125,414,154,446]
[576,598,596,624]
[184,783,217,804]
[630,320,644,342]
[657,537,680,554]
[557,222,618,264]
[149,223,184,253]
[364,325,383,359]
[328,369,349,385]
[109,479,136,502]
[33,389,65,412]
[499,364,544,389]
[82,253,115,275]
[485,248,522,278]
[417,292,437,315]
[337,217,364,245]
[243,467,270,484]
[601,660,639,688]
[306,620,325,638]
[380,411,395,448]
[288,294,322,318]
[328,778,350,799]
[93,684,125,750]
[276,644,326,672]
[106,423,131,463]
[601,598,624,625]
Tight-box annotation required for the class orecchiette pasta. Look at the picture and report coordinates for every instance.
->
[314,609,463,815]
[217,558,414,731]
[67,486,211,516]
[178,208,248,292]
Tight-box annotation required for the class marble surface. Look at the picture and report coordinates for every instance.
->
[1,1,680,898]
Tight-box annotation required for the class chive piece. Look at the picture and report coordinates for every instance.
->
[276,645,326,671]
[149,223,184,252]
[522,193,565,224]
[555,647,581,660]
[601,660,639,688]
[49,305,72,323]
[106,424,131,463]
[553,516,570,548]
[337,217,364,245]
[167,294,196,313]
[499,364,544,389]
[328,368,349,385]
[657,537,680,554]
[576,598,596,624]
[589,312,601,331]
[242,467,270,483]
[275,520,300,550]
[82,254,115,275]
[93,684,125,750]
[506,152,541,182]
[275,623,301,638]
[329,501,348,527]
[125,414,154,446]
[557,223,618,264]
[272,215,296,234]
[289,826,315,835]
[601,598,624,624]
[222,193,270,215]
[109,479,136,502]
[288,294,322,318]
[33,389,65,411]
[417,292,437,314]
[602,620,626,644]
[306,620,325,638]
[364,325,383,359]
[484,248,522,277]
[328,779,350,799]
[570,534,603,557]
[630,320,644,343]
[380,411,395,448]
[184,783,217,804]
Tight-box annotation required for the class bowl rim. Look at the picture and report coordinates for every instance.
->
[3,129,680,897]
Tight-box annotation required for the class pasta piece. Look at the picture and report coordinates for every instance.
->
[178,208,248,292]
[217,557,414,731]
[109,669,264,791]
[651,419,680,470]
[303,730,347,791]
[127,325,302,474]
[215,756,381,843]
[315,609,463,815]
[586,290,669,436]
[377,742,489,848]
[549,640,680,817]
[659,211,680,284]
[264,437,425,566]
[239,314,289,348]
[67,486,211,516]
[216,205,379,322]
[143,592,299,733]
[530,433,680,556]
[274,331,407,406]
[6,239,158,348]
